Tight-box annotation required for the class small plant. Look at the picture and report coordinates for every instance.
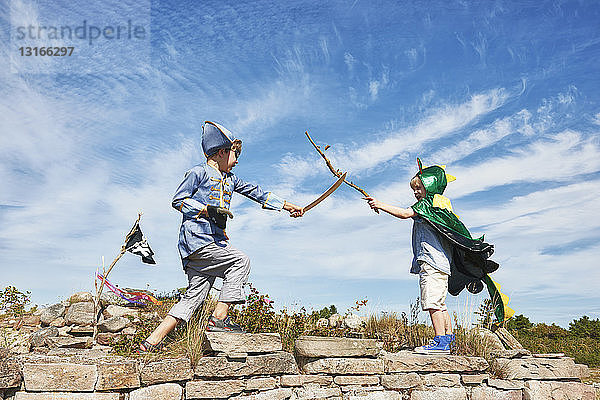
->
[230,283,277,333]
[0,286,31,318]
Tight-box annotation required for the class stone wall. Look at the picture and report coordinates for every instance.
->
[1,333,597,400]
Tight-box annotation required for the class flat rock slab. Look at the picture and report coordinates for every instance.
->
[524,381,596,400]
[235,388,293,400]
[195,352,299,377]
[381,372,423,389]
[14,393,120,400]
[410,387,467,400]
[186,379,245,399]
[490,349,531,359]
[246,377,278,391]
[471,387,522,400]
[334,375,380,385]
[140,357,192,385]
[96,361,140,390]
[493,357,580,380]
[204,332,282,354]
[422,373,461,387]
[45,337,93,349]
[295,336,380,358]
[346,391,402,400]
[487,379,524,390]
[382,351,489,373]
[280,374,333,387]
[0,353,22,389]
[460,374,488,385]
[293,386,342,399]
[104,304,138,318]
[129,383,183,400]
[493,327,524,350]
[23,363,98,392]
[302,357,384,375]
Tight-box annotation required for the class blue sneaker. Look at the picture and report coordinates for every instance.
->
[445,333,455,351]
[414,335,451,354]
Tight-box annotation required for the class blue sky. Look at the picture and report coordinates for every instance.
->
[1,0,599,327]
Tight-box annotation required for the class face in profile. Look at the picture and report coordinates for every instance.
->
[411,178,426,201]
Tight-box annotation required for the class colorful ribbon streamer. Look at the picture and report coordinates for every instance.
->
[96,273,162,306]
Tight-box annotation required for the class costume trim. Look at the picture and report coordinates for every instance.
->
[196,206,207,219]
[179,199,187,212]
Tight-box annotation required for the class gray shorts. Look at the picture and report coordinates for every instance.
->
[168,241,250,322]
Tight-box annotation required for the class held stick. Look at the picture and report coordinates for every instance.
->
[305,131,378,213]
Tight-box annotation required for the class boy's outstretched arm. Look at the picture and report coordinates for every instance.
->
[364,196,415,219]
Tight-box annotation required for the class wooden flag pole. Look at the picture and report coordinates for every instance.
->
[93,213,142,342]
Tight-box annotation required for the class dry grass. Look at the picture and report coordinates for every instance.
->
[111,293,216,365]
[364,300,433,351]
[162,296,216,365]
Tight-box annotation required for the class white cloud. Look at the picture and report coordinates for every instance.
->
[368,69,389,101]
[449,130,600,198]
[330,88,510,173]
[344,52,356,73]
[428,109,534,164]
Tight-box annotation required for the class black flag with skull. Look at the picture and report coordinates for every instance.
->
[125,220,156,264]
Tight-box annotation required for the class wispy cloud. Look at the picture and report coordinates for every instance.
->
[428,109,534,164]
[330,88,510,173]
[368,68,389,101]
[450,130,600,198]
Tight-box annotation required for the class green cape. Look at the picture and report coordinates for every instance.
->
[411,161,513,323]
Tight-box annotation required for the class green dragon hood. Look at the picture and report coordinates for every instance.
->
[417,158,449,196]
[411,158,472,239]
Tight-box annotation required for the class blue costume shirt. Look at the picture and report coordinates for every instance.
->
[172,163,285,259]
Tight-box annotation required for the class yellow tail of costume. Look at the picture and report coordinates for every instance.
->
[483,275,515,324]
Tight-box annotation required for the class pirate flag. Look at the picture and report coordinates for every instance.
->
[125,220,156,264]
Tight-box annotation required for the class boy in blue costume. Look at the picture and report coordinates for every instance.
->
[140,121,303,352]
[366,159,507,354]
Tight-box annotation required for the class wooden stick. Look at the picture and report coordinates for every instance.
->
[93,213,142,342]
[305,131,378,212]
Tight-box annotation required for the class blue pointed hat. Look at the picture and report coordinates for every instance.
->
[202,121,237,157]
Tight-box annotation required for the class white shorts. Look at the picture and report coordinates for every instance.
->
[418,261,449,311]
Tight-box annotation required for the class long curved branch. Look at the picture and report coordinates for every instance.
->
[304,131,371,198]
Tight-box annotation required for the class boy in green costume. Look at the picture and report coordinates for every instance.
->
[366,159,512,354]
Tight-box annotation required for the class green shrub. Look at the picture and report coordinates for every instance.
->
[569,316,600,339]
[505,314,533,331]
[0,286,31,318]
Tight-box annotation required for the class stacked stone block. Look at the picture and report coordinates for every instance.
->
[0,334,596,399]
